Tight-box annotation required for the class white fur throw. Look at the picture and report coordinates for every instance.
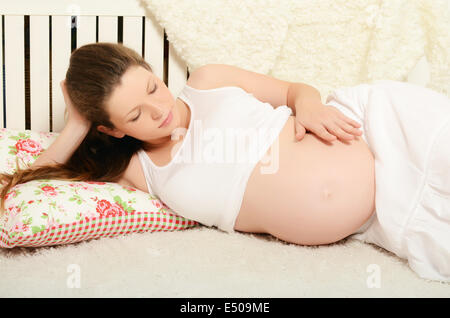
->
[138,0,450,100]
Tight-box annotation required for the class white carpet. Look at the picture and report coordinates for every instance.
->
[1,226,448,297]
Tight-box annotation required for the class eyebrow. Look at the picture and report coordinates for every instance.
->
[125,78,151,119]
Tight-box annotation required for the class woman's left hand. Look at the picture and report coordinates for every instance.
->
[295,101,363,142]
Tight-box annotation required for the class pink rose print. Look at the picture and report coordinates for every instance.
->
[69,183,94,191]
[41,185,57,196]
[151,200,169,209]
[5,206,21,227]
[7,205,21,213]
[46,217,59,228]
[86,181,106,185]
[81,184,94,191]
[108,203,127,216]
[96,199,127,217]
[15,139,42,155]
[96,199,112,216]
[5,190,18,201]
[13,220,29,233]
[152,200,162,208]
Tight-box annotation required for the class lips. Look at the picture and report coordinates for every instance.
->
[159,111,172,128]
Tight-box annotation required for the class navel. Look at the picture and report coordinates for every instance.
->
[322,187,332,200]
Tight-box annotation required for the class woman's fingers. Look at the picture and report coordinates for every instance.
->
[297,105,364,142]
[338,120,363,136]
[295,121,307,141]
[330,106,362,128]
[346,118,361,128]
[326,120,363,141]
[325,124,352,140]
[312,124,337,141]
[340,115,362,131]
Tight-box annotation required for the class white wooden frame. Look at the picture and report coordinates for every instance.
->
[0,0,189,132]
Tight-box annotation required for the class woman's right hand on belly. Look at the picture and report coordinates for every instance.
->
[295,101,363,142]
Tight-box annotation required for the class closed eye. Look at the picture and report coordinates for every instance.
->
[130,84,157,122]
[130,110,141,122]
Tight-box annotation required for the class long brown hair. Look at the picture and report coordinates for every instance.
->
[0,42,154,216]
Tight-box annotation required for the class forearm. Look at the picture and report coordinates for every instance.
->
[287,82,322,116]
[31,121,90,169]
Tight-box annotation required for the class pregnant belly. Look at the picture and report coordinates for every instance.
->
[234,116,376,245]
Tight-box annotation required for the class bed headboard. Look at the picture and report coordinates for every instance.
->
[0,0,189,133]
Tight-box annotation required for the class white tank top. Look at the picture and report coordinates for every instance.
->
[137,84,292,233]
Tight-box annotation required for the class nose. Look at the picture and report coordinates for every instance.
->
[147,104,165,120]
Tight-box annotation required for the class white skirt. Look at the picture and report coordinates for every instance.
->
[325,80,450,282]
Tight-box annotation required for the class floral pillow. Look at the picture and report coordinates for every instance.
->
[0,128,199,248]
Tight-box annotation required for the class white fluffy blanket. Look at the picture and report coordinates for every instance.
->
[138,0,450,99]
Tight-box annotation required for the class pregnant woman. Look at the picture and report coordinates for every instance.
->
[1,42,447,281]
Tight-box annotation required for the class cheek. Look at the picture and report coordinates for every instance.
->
[162,89,176,105]
[133,119,163,137]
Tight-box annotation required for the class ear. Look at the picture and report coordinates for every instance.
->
[96,125,125,138]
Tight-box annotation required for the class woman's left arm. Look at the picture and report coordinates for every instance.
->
[288,83,363,142]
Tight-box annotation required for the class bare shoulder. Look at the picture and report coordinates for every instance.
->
[186,64,238,90]
[116,152,149,194]
[185,66,213,90]
[186,64,291,108]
